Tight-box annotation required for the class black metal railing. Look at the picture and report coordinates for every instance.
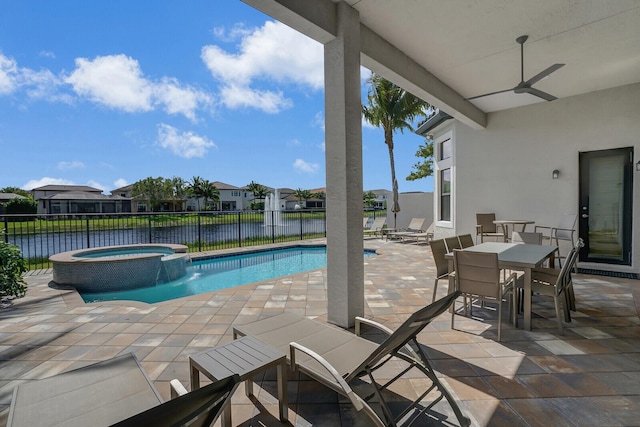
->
[2,210,340,272]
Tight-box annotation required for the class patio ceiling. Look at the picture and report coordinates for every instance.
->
[243,0,640,124]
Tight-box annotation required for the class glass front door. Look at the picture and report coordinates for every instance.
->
[578,147,633,265]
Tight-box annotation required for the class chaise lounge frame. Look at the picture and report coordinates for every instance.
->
[233,291,470,427]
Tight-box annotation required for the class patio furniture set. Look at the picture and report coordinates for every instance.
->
[8,213,581,426]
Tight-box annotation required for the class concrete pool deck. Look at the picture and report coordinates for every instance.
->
[1,238,640,425]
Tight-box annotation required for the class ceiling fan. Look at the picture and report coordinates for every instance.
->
[467,35,564,102]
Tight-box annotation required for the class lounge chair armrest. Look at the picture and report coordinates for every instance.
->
[170,379,189,399]
[354,316,394,337]
[354,317,420,360]
[289,342,364,412]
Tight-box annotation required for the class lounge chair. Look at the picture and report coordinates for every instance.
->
[234,291,471,427]
[398,222,434,244]
[363,216,387,238]
[7,352,240,427]
[386,217,426,241]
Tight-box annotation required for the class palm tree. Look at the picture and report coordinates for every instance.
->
[169,176,186,211]
[294,188,312,209]
[246,181,268,210]
[362,73,430,227]
[201,180,220,210]
[363,191,377,210]
[188,176,205,210]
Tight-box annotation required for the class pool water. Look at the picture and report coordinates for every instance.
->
[77,247,175,258]
[81,246,376,304]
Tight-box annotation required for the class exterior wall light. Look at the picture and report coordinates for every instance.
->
[636,161,640,172]
[552,169,560,179]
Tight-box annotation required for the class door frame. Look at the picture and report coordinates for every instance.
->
[578,147,634,265]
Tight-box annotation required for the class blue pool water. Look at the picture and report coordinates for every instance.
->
[81,246,376,304]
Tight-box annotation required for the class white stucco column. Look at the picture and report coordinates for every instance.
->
[324,2,364,328]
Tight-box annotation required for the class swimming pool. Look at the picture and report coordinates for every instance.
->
[81,246,376,304]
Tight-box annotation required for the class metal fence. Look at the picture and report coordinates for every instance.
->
[2,210,337,271]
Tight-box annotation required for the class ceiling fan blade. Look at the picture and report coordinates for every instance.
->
[524,63,565,87]
[466,88,514,101]
[526,87,557,101]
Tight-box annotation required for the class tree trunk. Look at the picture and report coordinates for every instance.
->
[385,128,399,228]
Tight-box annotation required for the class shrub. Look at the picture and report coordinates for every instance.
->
[0,237,28,300]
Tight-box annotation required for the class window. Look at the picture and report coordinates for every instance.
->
[231,191,241,197]
[439,137,452,160]
[440,169,451,221]
[435,132,453,225]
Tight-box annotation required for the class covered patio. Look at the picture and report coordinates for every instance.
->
[1,239,639,426]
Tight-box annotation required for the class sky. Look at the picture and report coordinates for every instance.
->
[0,0,434,195]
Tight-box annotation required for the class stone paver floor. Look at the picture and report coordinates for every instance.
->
[1,238,639,426]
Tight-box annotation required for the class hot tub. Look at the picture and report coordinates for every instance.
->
[49,244,190,293]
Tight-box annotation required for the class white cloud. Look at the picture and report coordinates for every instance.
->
[113,178,128,188]
[65,54,154,112]
[312,111,325,131]
[212,23,252,43]
[155,77,212,121]
[87,180,106,191]
[156,123,215,158]
[57,160,85,170]
[39,50,56,59]
[202,20,323,113]
[293,158,319,174]
[21,177,75,190]
[65,54,210,120]
[0,53,18,94]
[218,83,290,113]
[318,141,326,152]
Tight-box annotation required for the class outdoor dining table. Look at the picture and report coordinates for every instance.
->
[446,242,557,331]
[493,220,535,241]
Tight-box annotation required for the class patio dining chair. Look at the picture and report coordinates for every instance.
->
[511,231,543,245]
[452,250,519,341]
[475,213,505,243]
[458,234,475,248]
[517,245,579,333]
[234,291,471,427]
[429,238,451,302]
[444,236,462,252]
[535,213,577,267]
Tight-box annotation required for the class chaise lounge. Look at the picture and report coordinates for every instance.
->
[7,352,240,427]
[233,291,470,427]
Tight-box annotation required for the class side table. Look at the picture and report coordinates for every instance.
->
[189,335,288,426]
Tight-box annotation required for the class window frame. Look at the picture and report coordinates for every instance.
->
[434,131,454,228]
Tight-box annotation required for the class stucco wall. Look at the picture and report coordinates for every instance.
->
[441,82,640,272]
[387,192,434,230]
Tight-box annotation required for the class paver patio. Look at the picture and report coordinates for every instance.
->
[0,238,639,426]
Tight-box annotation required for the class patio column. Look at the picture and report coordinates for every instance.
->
[324,2,364,328]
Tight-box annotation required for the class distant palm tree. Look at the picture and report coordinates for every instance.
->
[201,180,220,210]
[294,188,312,209]
[188,176,205,210]
[246,181,268,210]
[362,73,430,227]
[363,191,376,209]
[169,176,186,211]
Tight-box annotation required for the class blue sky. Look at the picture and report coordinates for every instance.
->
[0,0,433,194]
